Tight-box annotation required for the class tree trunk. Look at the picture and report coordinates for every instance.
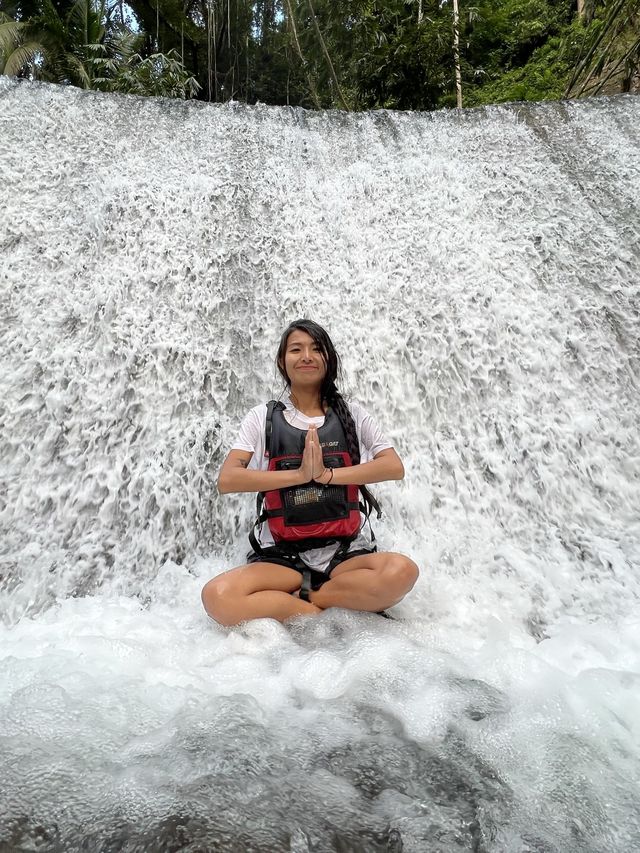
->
[206,2,213,100]
[452,0,462,108]
[306,0,351,110]
[213,4,218,100]
[262,0,274,43]
[282,0,322,108]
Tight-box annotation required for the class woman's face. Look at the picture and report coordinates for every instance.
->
[281,330,327,387]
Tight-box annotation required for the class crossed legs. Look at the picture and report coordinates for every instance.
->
[201,552,419,627]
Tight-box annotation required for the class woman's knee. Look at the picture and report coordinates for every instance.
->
[201,576,235,621]
[383,554,419,592]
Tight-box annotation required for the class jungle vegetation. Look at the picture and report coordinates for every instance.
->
[0,0,638,108]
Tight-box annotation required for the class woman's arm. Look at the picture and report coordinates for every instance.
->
[317,448,404,487]
[217,450,303,494]
[217,426,317,494]
[218,429,404,495]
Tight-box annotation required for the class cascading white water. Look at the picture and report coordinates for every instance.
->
[1,77,639,851]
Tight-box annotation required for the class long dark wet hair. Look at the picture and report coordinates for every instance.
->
[276,319,381,519]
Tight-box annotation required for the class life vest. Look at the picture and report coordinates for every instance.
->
[250,400,364,553]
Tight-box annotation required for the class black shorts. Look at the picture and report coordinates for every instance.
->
[246,546,376,591]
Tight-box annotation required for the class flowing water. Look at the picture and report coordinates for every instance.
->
[1,77,640,852]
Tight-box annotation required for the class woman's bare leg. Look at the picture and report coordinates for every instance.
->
[201,562,321,627]
[307,552,419,612]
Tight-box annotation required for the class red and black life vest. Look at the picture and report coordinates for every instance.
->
[250,400,373,554]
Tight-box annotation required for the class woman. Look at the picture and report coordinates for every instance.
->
[201,319,418,626]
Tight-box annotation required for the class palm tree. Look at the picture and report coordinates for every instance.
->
[0,11,43,76]
[1,0,199,97]
[0,0,110,86]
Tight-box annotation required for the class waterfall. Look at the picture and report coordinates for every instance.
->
[1,77,639,851]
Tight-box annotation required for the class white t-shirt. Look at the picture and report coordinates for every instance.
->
[231,394,392,571]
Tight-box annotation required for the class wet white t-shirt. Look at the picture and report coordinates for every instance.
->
[231,394,392,571]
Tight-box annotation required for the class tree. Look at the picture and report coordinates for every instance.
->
[3,0,636,108]
[0,0,200,96]
[452,0,462,106]
[455,0,578,106]
[566,0,640,96]
[295,0,453,111]
[91,35,201,97]
[0,0,109,85]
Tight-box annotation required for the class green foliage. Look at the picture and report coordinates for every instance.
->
[0,13,31,75]
[2,0,637,108]
[90,36,201,98]
[349,2,452,110]
[465,0,574,68]
[0,0,200,98]
[285,0,453,110]
[566,0,640,96]
[452,0,638,106]
[456,0,577,106]
[460,36,573,105]
[0,0,107,85]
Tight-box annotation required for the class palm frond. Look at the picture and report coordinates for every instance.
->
[65,49,93,87]
[0,19,27,57]
[68,0,106,47]
[3,39,46,76]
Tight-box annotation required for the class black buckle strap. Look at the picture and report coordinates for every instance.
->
[249,524,264,556]
[327,541,352,573]
[299,570,312,602]
[358,500,378,546]
[360,488,382,520]
[265,399,285,459]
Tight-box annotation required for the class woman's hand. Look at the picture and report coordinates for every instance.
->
[298,424,327,484]
[298,424,316,483]
[310,425,327,481]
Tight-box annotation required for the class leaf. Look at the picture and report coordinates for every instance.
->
[4,40,45,76]
[0,20,27,59]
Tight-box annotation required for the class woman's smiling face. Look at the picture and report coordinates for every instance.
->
[281,329,327,387]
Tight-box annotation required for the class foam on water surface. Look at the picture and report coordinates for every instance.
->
[1,78,640,850]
